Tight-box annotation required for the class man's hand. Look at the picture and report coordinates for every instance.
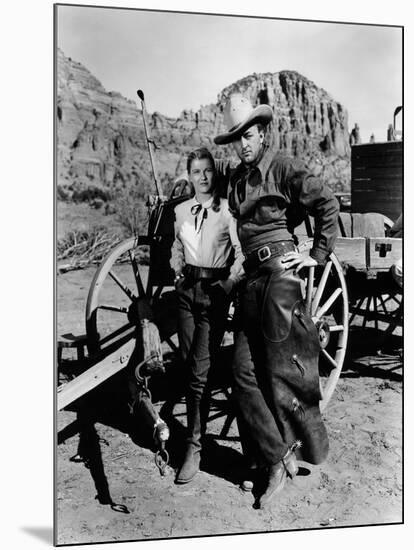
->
[281,251,318,274]
[211,278,234,295]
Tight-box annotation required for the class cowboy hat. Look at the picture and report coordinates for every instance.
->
[214,93,273,145]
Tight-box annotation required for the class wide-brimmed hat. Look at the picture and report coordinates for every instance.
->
[214,93,273,145]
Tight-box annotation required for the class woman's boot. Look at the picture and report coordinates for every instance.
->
[175,397,202,484]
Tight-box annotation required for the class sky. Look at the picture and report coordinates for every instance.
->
[57,5,402,144]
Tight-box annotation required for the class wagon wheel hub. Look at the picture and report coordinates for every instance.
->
[127,297,153,325]
[316,319,331,349]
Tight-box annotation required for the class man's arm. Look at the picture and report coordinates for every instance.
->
[289,169,339,264]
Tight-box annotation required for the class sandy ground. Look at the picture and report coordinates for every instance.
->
[56,265,402,545]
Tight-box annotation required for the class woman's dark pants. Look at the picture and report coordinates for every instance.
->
[177,279,231,451]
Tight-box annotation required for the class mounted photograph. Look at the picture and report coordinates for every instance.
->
[55,3,403,546]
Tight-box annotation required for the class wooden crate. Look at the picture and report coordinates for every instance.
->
[334,236,402,272]
[334,237,366,270]
[351,141,402,222]
[367,237,402,270]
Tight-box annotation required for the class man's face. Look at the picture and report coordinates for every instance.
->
[232,125,264,165]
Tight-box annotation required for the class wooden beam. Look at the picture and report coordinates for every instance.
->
[57,339,136,411]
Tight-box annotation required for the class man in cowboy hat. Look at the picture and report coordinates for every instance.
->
[214,93,339,508]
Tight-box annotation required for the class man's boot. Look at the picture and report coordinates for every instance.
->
[258,447,298,508]
[237,414,261,491]
[175,396,202,484]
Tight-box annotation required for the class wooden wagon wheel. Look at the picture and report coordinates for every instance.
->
[347,214,402,341]
[85,233,180,357]
[298,240,349,411]
[85,236,150,355]
[348,276,402,339]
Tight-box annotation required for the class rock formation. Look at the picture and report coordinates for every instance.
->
[57,49,351,199]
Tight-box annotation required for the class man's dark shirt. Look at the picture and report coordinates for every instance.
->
[228,144,339,263]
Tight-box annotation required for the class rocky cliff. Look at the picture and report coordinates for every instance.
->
[57,49,351,198]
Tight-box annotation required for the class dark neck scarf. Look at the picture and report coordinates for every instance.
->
[191,200,212,233]
[236,144,268,202]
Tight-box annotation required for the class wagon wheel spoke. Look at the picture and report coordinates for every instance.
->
[165,337,179,353]
[321,349,339,370]
[378,294,390,315]
[128,249,147,298]
[329,324,344,332]
[108,270,136,301]
[349,296,365,324]
[314,287,342,320]
[152,285,164,301]
[99,322,136,347]
[305,266,315,315]
[311,261,332,316]
[362,296,372,328]
[98,305,129,314]
[373,296,379,331]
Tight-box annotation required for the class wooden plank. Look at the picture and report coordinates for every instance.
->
[352,142,402,157]
[334,237,366,270]
[352,171,402,180]
[353,181,402,190]
[354,175,402,182]
[352,190,402,201]
[351,163,402,220]
[367,238,402,270]
[351,203,402,223]
[353,158,402,168]
[352,192,402,202]
[352,154,402,164]
[353,188,402,197]
[57,339,136,411]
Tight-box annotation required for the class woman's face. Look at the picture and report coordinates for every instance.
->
[189,158,215,197]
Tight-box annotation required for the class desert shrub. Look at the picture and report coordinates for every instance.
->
[71,183,113,203]
[57,185,72,201]
[66,180,113,203]
[90,198,104,209]
[113,185,149,237]
[57,225,149,272]
[57,226,120,262]
[104,202,117,215]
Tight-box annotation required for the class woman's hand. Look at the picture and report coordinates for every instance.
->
[211,278,234,295]
[174,272,185,288]
[281,251,318,274]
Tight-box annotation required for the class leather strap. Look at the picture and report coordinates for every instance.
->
[243,241,295,274]
[183,264,230,281]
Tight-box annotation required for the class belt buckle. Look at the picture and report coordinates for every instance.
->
[257,245,271,262]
